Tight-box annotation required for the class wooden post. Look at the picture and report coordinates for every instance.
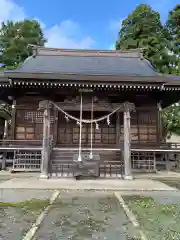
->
[2,120,8,170]
[11,100,16,140]
[53,108,58,145]
[123,103,133,180]
[116,112,120,148]
[39,101,51,179]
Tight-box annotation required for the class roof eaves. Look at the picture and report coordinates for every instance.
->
[0,72,10,84]
[163,75,180,86]
[4,71,166,83]
[139,53,161,76]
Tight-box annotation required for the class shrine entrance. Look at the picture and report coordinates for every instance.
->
[57,111,116,148]
[39,99,135,180]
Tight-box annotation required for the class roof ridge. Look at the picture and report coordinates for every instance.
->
[28,45,141,58]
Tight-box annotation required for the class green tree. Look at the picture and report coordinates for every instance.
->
[0,19,46,68]
[166,4,180,75]
[166,5,180,52]
[116,4,176,73]
[162,103,180,136]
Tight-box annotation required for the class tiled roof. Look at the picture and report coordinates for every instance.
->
[7,47,159,77]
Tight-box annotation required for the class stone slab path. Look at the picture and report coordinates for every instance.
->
[34,192,137,240]
[0,177,177,191]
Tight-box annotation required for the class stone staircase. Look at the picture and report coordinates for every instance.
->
[49,149,124,178]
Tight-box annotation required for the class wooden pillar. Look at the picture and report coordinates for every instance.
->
[156,103,162,144]
[11,100,16,140]
[2,120,8,170]
[123,103,133,180]
[39,100,51,179]
[53,108,58,145]
[116,111,120,148]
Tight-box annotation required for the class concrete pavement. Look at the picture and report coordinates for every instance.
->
[0,177,177,191]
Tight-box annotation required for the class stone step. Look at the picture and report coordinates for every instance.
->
[50,150,123,171]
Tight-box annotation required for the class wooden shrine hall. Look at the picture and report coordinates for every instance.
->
[0,46,180,179]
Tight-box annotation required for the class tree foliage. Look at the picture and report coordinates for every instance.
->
[166,5,180,52]
[165,4,180,75]
[115,3,180,135]
[0,19,46,68]
[116,4,177,74]
[162,103,180,136]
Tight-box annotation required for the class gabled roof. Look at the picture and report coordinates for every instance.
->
[5,46,161,79]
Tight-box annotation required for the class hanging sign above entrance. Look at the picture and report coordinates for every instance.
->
[79,88,93,93]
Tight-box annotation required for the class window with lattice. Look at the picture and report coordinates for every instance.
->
[24,111,54,124]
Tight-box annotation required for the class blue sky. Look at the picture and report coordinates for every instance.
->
[1,0,179,49]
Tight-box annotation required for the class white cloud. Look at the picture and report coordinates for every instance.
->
[0,0,25,24]
[45,20,95,49]
[0,0,95,49]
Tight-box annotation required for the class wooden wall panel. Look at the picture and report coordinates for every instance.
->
[119,107,158,144]
[14,96,54,141]
[12,93,160,146]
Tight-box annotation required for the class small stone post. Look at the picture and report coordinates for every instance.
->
[123,102,133,180]
[39,100,51,179]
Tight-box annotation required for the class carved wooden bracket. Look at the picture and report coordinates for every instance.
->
[123,102,136,112]
[39,100,53,110]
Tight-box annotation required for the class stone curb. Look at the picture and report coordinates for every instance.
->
[0,185,178,191]
[0,188,177,192]
[22,190,60,240]
[114,192,147,240]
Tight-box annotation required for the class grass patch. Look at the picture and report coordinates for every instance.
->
[0,198,49,211]
[124,195,180,240]
[0,198,49,240]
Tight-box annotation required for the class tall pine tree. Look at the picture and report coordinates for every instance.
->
[116,4,175,73]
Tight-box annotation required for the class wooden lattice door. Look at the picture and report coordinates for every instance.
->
[57,111,116,147]
[57,111,89,146]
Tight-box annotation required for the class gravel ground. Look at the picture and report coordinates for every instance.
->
[0,189,53,240]
[0,201,48,240]
[35,191,139,240]
[0,189,53,203]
